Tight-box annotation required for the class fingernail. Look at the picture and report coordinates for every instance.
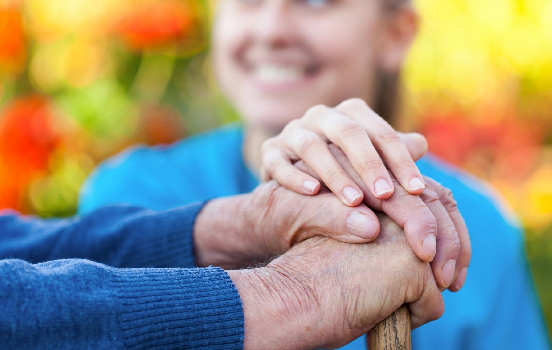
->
[422,235,436,259]
[409,177,425,191]
[442,260,456,286]
[374,178,393,197]
[454,267,468,290]
[302,180,318,193]
[347,212,377,239]
[343,186,362,204]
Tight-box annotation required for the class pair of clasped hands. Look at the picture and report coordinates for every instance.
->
[194,99,471,350]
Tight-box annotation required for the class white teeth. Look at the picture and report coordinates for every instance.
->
[254,64,305,84]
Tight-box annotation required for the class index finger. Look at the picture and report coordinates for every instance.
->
[335,99,426,195]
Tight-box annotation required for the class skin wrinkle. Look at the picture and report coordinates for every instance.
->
[420,181,462,254]
[230,212,445,349]
[266,256,320,324]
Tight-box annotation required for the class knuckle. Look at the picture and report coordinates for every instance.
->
[395,157,417,171]
[321,168,342,187]
[375,127,402,144]
[304,104,329,120]
[424,217,438,238]
[446,230,462,257]
[408,204,437,236]
[340,98,368,114]
[421,210,438,234]
[297,134,324,156]
[261,138,278,154]
[281,120,302,137]
[285,119,301,132]
[360,155,385,173]
[439,188,459,212]
[337,121,365,139]
[421,188,440,205]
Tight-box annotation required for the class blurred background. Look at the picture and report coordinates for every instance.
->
[0,0,550,337]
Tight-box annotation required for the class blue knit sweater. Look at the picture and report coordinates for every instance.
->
[0,203,244,349]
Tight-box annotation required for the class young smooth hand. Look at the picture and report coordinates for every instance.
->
[261,98,428,205]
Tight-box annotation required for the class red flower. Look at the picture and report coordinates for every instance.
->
[420,110,543,182]
[113,0,195,51]
[0,96,61,211]
[420,112,477,166]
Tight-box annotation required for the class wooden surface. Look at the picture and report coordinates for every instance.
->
[370,305,411,350]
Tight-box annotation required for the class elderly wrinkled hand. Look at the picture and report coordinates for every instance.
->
[193,179,382,269]
[228,214,444,350]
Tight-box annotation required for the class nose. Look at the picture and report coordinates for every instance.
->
[253,1,298,48]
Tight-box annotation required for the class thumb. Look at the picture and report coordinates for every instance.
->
[303,192,381,244]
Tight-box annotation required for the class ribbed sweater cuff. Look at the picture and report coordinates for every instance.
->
[122,202,208,268]
[113,266,244,350]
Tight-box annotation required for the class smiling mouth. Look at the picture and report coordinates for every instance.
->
[247,63,321,85]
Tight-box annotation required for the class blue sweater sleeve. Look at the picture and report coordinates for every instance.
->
[0,203,207,268]
[0,259,244,350]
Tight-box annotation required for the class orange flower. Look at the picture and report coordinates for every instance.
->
[113,0,195,51]
[0,5,26,74]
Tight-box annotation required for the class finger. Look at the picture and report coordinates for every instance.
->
[286,128,364,207]
[262,146,321,195]
[379,183,438,262]
[408,266,445,329]
[302,105,394,199]
[335,99,425,195]
[326,144,438,262]
[419,184,462,290]
[300,190,380,243]
[425,177,472,292]
[398,132,428,161]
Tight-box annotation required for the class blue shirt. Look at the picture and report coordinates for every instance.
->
[79,124,551,350]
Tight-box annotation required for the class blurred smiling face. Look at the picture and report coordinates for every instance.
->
[212,0,395,130]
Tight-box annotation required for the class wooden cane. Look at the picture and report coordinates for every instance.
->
[370,305,411,350]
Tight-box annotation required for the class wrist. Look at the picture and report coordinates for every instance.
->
[227,266,321,350]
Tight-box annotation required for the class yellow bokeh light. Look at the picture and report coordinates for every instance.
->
[30,39,109,92]
[524,164,552,228]
[24,0,128,41]
[60,40,109,88]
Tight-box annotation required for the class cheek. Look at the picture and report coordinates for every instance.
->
[212,14,243,94]
[306,20,380,101]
